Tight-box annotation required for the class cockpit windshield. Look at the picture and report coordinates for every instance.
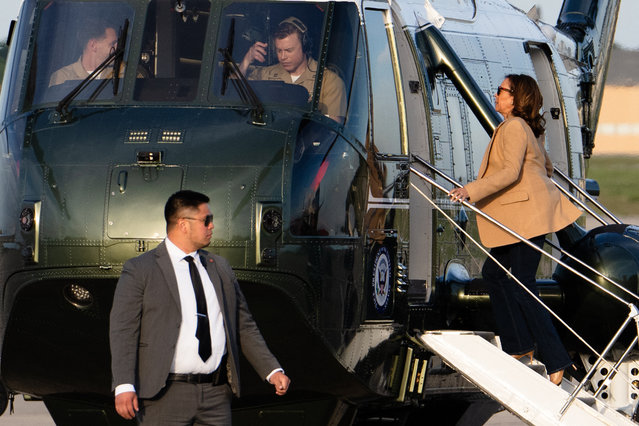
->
[211,2,359,122]
[132,0,211,102]
[26,1,134,108]
[21,0,359,119]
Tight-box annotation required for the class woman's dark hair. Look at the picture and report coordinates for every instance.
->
[506,74,546,138]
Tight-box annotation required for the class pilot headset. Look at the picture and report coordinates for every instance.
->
[279,16,312,56]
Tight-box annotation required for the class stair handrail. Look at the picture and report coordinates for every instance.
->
[410,163,639,415]
[412,154,639,304]
[409,165,631,333]
[550,177,610,226]
[560,306,639,416]
[552,167,622,225]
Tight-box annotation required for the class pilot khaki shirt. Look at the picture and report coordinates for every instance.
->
[49,57,112,87]
[248,57,346,119]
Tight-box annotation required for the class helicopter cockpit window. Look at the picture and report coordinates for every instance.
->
[26,2,134,108]
[364,9,402,154]
[290,121,365,237]
[211,2,358,122]
[133,0,211,102]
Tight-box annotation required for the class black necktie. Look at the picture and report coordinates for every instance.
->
[184,255,212,362]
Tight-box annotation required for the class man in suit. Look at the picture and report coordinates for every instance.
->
[110,190,290,424]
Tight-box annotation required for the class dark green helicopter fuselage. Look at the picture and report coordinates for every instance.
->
[1,101,409,394]
[0,2,421,421]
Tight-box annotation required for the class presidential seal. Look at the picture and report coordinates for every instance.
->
[372,246,391,313]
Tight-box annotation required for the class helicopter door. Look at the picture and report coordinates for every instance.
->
[527,43,571,175]
[527,43,574,262]
[387,9,434,301]
[107,163,184,239]
[363,6,409,320]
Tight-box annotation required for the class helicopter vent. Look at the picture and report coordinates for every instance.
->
[125,130,151,143]
[159,130,185,143]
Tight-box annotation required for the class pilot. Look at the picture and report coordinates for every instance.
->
[49,21,117,87]
[239,16,347,121]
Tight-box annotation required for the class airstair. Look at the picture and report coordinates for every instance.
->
[410,156,639,424]
[419,330,634,425]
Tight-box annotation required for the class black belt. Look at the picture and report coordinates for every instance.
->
[167,357,228,385]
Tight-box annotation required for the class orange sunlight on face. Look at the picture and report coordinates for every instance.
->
[495,78,514,119]
[275,34,306,76]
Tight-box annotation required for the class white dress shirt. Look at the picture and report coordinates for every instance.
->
[115,238,226,395]
[114,238,283,396]
[165,237,227,374]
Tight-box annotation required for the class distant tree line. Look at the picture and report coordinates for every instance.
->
[0,41,7,90]
[607,45,639,86]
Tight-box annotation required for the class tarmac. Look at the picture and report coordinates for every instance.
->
[0,395,525,425]
[0,396,54,425]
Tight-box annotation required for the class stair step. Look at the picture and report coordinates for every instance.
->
[419,331,634,425]
[560,379,598,407]
[527,363,547,376]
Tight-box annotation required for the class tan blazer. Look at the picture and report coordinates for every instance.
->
[465,117,581,248]
[109,242,281,399]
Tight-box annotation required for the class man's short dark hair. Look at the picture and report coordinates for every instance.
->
[273,22,303,43]
[165,190,210,225]
[80,19,114,46]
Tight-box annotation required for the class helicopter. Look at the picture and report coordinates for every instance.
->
[0,0,637,424]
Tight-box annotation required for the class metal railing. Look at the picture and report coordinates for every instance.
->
[551,167,622,226]
[410,154,639,417]
[413,155,639,304]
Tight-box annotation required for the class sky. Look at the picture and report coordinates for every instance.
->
[1,0,638,49]
[2,1,21,43]
[507,0,638,49]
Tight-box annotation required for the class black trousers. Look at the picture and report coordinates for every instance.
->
[482,235,571,373]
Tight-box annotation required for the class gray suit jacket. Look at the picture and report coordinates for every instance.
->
[109,241,281,399]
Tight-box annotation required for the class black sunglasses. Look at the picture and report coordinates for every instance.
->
[497,86,514,95]
[182,214,214,227]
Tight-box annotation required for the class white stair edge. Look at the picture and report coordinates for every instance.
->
[419,331,634,425]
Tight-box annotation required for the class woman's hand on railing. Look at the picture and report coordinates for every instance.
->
[449,187,469,203]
